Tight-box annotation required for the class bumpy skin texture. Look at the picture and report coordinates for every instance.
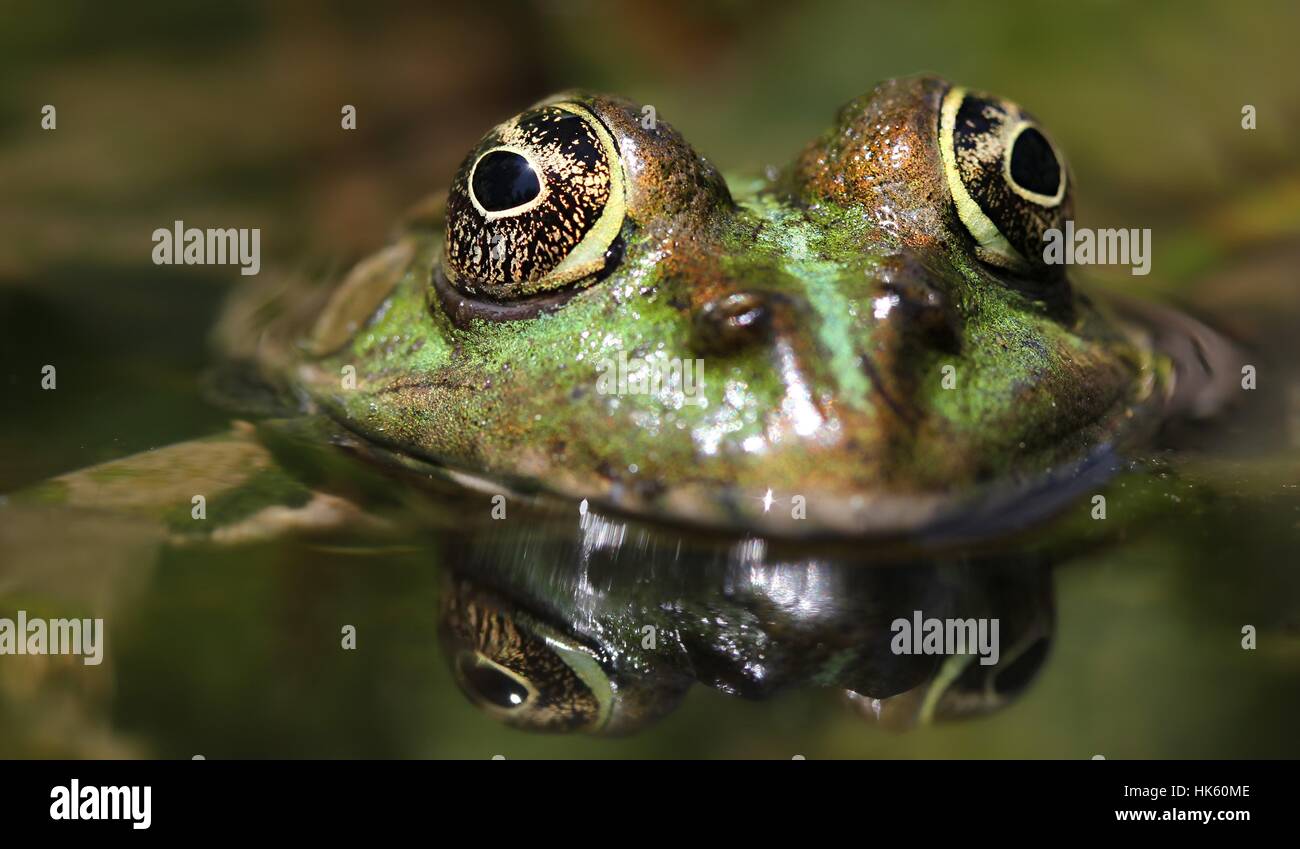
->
[256,76,1169,537]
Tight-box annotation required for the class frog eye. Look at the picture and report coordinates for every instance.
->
[451,645,611,733]
[938,86,1071,273]
[443,102,627,300]
[439,582,614,733]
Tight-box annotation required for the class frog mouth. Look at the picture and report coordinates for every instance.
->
[339,420,1132,546]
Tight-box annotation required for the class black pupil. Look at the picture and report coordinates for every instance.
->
[461,659,530,709]
[472,150,541,212]
[1008,127,1060,196]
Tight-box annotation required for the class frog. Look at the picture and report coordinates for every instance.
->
[206,73,1237,541]
[0,76,1246,741]
[12,75,1238,542]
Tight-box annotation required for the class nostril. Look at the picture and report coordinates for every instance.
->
[691,291,774,355]
[875,254,964,353]
[880,280,962,354]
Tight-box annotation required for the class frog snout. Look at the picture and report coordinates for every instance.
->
[680,259,967,439]
[871,254,964,355]
[686,259,962,361]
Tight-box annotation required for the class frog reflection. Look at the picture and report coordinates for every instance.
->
[436,506,1055,735]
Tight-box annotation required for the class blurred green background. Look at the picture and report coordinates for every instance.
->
[2,0,1298,758]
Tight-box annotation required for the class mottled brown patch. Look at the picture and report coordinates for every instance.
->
[792,75,950,246]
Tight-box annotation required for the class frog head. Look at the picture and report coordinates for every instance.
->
[297,75,1167,537]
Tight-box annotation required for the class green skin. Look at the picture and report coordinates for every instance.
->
[237,75,1222,539]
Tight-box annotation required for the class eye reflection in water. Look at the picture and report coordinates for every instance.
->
[435,499,1056,735]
